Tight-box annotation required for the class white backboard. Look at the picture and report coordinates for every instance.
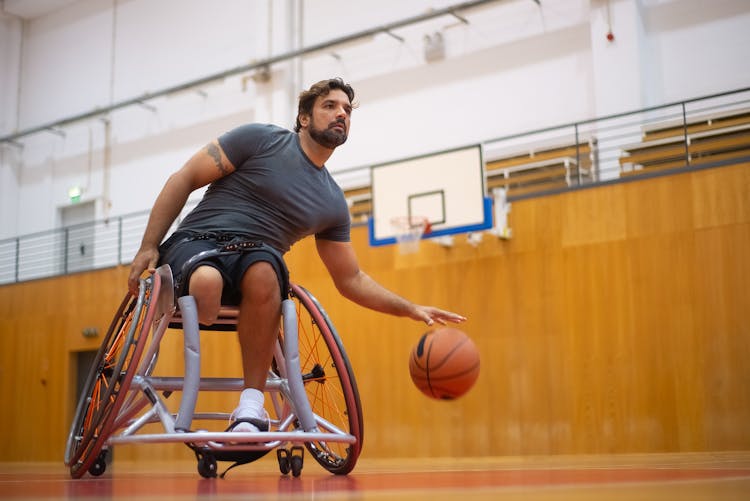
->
[369,144,491,246]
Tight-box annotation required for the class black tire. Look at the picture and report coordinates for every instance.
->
[286,284,363,475]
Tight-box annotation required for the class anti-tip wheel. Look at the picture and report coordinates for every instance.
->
[197,454,217,478]
[290,446,304,478]
[277,449,291,475]
[87,451,107,477]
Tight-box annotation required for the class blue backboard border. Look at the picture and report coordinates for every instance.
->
[368,196,493,247]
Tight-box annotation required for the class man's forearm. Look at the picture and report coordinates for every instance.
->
[338,271,414,317]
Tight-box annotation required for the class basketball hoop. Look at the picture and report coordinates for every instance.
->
[390,216,430,254]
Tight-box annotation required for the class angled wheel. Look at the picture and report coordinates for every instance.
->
[286,284,363,475]
[64,274,161,478]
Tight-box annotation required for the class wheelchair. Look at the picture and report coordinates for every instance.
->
[64,249,363,479]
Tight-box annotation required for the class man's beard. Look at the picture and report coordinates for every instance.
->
[309,120,348,149]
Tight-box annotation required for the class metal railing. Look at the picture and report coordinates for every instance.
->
[2,86,749,285]
[0,212,149,284]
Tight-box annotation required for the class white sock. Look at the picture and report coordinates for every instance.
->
[235,388,264,419]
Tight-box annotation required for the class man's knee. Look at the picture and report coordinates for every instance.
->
[188,265,223,324]
[241,262,280,305]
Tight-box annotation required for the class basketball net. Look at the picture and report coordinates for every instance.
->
[391,216,429,254]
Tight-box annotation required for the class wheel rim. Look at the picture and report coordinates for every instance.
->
[64,294,136,469]
[290,285,363,474]
[65,275,160,477]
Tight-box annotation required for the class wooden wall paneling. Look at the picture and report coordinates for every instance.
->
[9,283,33,459]
[559,240,635,454]
[0,278,71,461]
[622,173,702,451]
[372,267,448,458]
[13,292,39,460]
[561,183,627,248]
[511,251,560,455]
[475,254,526,456]
[426,258,491,458]
[63,267,130,353]
[691,163,750,228]
[625,232,697,452]
[448,258,496,458]
[623,174,695,239]
[693,224,750,450]
[0,315,22,457]
[654,233,706,453]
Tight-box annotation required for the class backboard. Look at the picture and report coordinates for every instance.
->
[368,144,492,246]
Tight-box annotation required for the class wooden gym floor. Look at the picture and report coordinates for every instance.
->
[2,452,749,500]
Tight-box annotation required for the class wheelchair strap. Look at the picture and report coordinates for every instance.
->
[172,235,290,299]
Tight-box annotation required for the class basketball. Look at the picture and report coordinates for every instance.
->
[408,327,480,400]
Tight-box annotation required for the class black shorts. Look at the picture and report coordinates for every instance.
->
[158,231,290,305]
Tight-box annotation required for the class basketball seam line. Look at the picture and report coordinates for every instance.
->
[428,338,467,372]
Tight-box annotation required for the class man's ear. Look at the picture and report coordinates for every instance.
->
[298,113,310,129]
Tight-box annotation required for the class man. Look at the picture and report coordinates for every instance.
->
[128,78,465,433]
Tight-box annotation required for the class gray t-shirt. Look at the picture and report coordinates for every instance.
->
[176,123,351,254]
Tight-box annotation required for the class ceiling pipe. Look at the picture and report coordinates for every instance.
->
[0,0,503,144]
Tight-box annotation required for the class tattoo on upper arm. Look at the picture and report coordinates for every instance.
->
[206,143,230,175]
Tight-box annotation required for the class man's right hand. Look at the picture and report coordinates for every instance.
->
[128,247,160,295]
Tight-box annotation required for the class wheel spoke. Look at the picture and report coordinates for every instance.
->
[65,275,160,478]
[287,285,362,474]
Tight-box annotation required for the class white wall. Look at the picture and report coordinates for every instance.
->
[641,0,750,105]
[1,0,749,240]
[0,12,23,238]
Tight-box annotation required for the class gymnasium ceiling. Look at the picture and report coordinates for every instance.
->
[1,0,79,20]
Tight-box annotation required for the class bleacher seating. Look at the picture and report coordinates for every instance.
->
[485,138,597,197]
[620,108,750,175]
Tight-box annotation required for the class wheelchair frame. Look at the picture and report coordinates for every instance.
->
[64,263,363,479]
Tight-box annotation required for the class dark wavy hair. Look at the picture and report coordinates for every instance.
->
[294,78,356,133]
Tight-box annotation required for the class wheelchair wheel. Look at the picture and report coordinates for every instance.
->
[64,274,160,478]
[287,284,363,475]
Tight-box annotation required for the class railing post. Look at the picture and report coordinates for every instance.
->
[64,228,69,275]
[14,237,20,283]
[682,102,690,167]
[574,123,582,185]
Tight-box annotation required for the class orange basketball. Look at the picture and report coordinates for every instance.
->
[409,327,480,400]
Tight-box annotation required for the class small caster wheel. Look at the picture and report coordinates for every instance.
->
[88,450,107,476]
[277,448,291,475]
[290,446,304,478]
[197,454,217,478]
[290,456,303,477]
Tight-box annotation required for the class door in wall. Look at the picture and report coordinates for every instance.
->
[59,201,95,274]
